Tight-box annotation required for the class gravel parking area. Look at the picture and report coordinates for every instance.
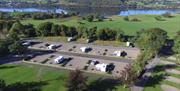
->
[29,40,140,59]
[26,53,129,76]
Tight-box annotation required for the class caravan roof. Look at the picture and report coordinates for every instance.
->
[95,63,107,72]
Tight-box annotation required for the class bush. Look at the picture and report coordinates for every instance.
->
[124,16,129,21]
[87,15,94,22]
[155,16,166,21]
[97,15,104,22]
[109,18,112,21]
[131,18,141,22]
[162,12,173,18]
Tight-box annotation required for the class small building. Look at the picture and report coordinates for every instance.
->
[22,41,31,46]
[86,39,93,43]
[54,56,64,64]
[48,44,57,49]
[95,63,107,72]
[126,41,134,47]
[80,47,91,53]
[113,51,122,57]
[126,42,130,47]
[68,37,74,42]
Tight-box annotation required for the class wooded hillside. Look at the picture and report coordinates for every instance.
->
[60,0,180,8]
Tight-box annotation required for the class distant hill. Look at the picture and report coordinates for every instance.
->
[0,0,179,8]
[60,0,180,8]
[60,0,124,7]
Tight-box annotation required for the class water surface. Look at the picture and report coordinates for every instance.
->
[0,7,179,16]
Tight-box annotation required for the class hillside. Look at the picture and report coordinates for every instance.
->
[0,0,179,8]
[60,0,180,8]
[60,0,123,7]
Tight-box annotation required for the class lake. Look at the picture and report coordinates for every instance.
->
[0,7,179,16]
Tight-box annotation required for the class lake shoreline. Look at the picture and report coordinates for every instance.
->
[0,7,179,16]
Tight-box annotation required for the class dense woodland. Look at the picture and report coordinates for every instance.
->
[0,0,179,8]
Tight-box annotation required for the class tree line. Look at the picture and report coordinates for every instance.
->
[60,0,126,7]
[1,20,126,42]
[115,28,180,88]
[0,20,125,55]
[0,31,27,55]
[0,12,78,20]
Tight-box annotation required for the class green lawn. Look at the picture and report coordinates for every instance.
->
[21,14,180,38]
[0,63,128,91]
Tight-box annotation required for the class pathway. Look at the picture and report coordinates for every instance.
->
[160,60,180,91]
[131,58,161,91]
[161,84,180,91]
[159,60,176,65]
[165,76,180,84]
[165,69,180,75]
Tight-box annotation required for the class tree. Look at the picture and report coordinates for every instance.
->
[24,24,36,37]
[7,31,20,43]
[8,41,26,54]
[119,64,137,88]
[87,15,94,22]
[59,25,68,36]
[51,24,61,36]
[76,26,86,38]
[97,28,117,40]
[133,51,152,74]
[133,28,167,75]
[3,20,16,32]
[37,22,53,36]
[135,28,168,55]
[0,40,9,55]
[173,35,180,64]
[10,21,24,34]
[116,29,125,41]
[67,26,78,37]
[66,69,87,91]
[87,27,97,40]
[0,79,6,91]
[0,31,21,55]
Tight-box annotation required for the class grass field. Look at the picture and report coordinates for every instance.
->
[3,60,179,91]
[0,63,128,91]
[21,14,180,38]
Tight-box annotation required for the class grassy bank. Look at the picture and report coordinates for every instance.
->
[21,14,180,38]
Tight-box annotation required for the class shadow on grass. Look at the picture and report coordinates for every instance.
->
[144,64,172,87]
[144,73,167,87]
[88,78,121,91]
[5,81,48,91]
[153,64,177,73]
[0,65,18,69]
[43,76,67,82]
